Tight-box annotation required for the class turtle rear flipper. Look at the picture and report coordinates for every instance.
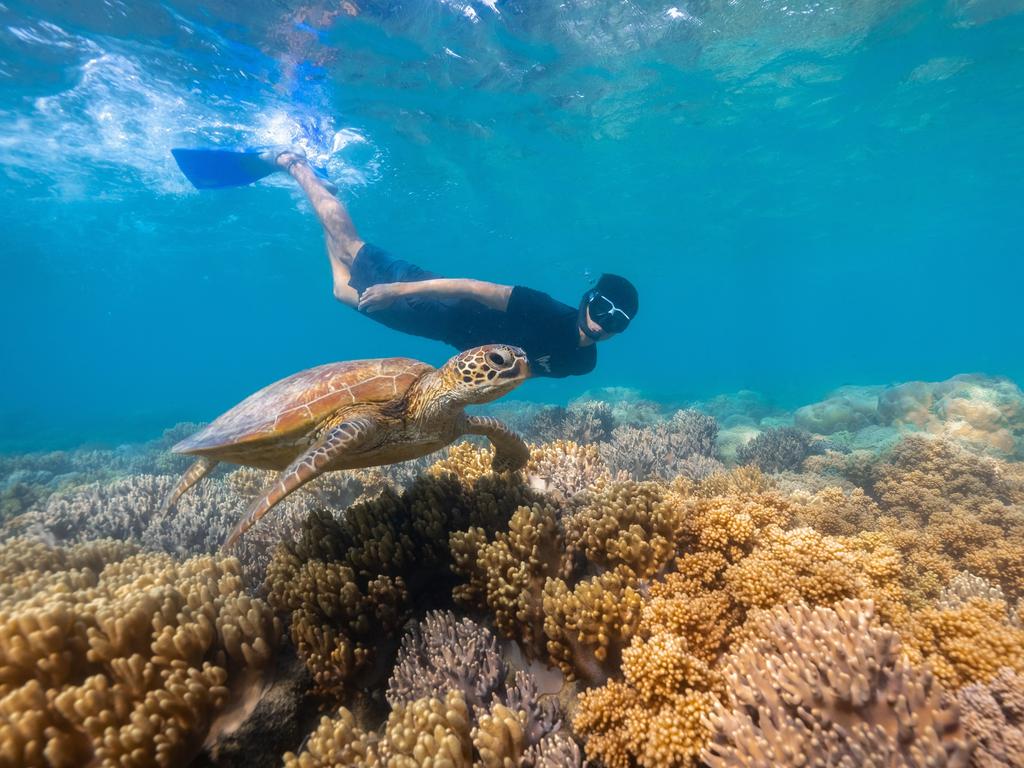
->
[223,418,378,550]
[161,457,219,515]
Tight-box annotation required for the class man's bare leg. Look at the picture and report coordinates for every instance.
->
[271,151,364,309]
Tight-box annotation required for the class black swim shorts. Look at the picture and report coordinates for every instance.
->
[347,243,475,344]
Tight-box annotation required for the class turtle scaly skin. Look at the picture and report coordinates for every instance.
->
[161,344,531,548]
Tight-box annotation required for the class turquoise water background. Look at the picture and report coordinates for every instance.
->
[1,0,1022,452]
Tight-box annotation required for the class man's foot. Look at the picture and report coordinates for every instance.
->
[258,146,306,171]
[258,146,338,194]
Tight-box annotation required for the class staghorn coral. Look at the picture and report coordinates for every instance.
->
[528,402,617,445]
[0,538,281,768]
[703,600,970,768]
[386,610,506,709]
[600,410,719,482]
[734,426,819,473]
[902,597,1024,690]
[957,667,1024,768]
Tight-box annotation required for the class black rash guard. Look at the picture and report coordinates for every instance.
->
[348,244,597,379]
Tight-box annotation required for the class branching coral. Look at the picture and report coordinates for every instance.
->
[267,474,535,701]
[5,466,381,584]
[735,426,819,473]
[874,436,1013,523]
[525,440,613,500]
[703,600,970,767]
[0,538,281,768]
[387,610,506,709]
[528,402,617,445]
[286,688,579,768]
[600,410,720,481]
[902,597,1024,690]
[563,481,677,578]
[453,481,672,684]
[790,485,881,535]
[957,667,1024,768]
[287,614,575,767]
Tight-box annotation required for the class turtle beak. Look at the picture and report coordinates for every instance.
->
[498,359,530,380]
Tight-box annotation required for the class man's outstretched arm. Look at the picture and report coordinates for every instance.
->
[358,278,513,312]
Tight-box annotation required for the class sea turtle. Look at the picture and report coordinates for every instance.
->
[162,344,531,548]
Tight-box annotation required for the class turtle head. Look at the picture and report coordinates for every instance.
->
[440,344,531,405]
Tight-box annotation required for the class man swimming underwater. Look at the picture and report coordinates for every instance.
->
[268,149,639,378]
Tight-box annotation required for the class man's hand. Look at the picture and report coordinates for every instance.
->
[358,282,411,312]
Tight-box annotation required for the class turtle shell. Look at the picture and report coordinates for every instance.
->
[174,357,433,454]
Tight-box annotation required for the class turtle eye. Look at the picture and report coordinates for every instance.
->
[487,351,507,367]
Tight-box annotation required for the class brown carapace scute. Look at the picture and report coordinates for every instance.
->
[161,344,532,548]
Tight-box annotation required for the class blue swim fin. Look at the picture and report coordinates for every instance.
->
[171,148,276,189]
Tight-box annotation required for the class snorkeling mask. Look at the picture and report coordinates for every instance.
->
[579,288,632,339]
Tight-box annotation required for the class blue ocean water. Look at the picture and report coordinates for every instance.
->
[1,0,1022,452]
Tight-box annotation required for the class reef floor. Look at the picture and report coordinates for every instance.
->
[2,373,1023,767]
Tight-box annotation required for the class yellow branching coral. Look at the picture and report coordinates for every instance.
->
[0,538,280,768]
[693,466,771,498]
[285,687,577,768]
[564,480,677,578]
[903,597,1024,690]
[574,630,722,768]
[964,536,1024,601]
[724,526,880,612]
[430,441,497,484]
[543,565,643,685]
[791,485,881,536]
[282,705,380,767]
[703,600,970,767]
[451,502,566,659]
[268,475,532,700]
[678,492,793,562]
[433,440,614,502]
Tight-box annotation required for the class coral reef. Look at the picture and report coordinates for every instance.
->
[957,667,1024,768]
[735,426,819,473]
[6,376,1024,768]
[600,409,720,481]
[285,612,576,767]
[902,598,1024,690]
[703,600,970,767]
[266,474,535,701]
[0,537,281,767]
[794,384,883,434]
[2,468,380,583]
[528,402,617,445]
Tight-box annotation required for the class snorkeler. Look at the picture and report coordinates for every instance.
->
[264,148,639,378]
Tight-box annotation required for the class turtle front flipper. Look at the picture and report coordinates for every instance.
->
[223,418,377,549]
[465,415,530,472]
[161,457,219,515]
